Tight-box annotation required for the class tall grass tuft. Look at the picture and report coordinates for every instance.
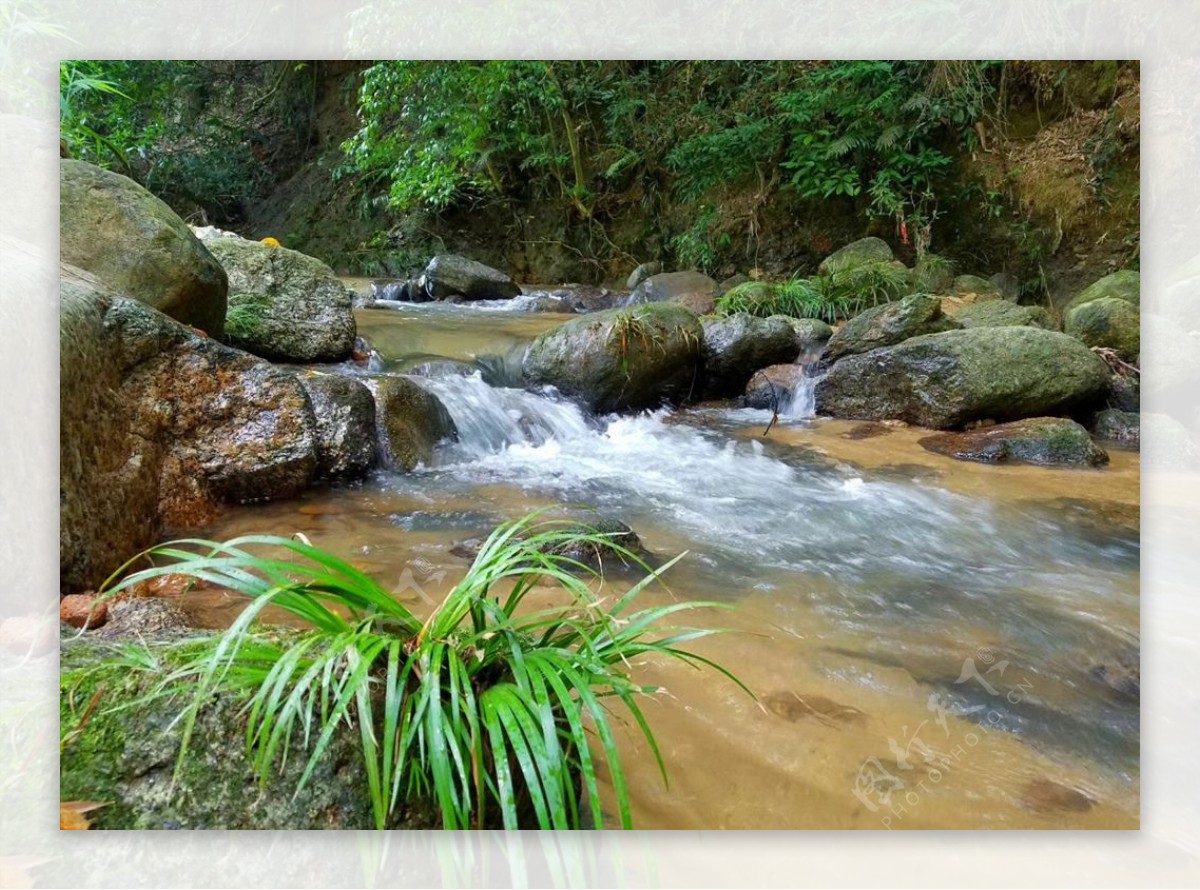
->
[716,261,911,323]
[99,511,744,830]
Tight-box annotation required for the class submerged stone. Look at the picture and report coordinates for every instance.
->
[919,417,1109,467]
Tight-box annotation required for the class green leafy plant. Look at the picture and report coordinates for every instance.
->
[98,512,742,830]
[717,261,910,323]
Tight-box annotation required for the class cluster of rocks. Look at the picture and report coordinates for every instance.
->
[59,160,459,593]
[523,237,1140,470]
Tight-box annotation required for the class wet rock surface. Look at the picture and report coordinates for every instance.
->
[60,159,228,336]
[816,327,1112,429]
[523,302,704,413]
[825,293,960,362]
[61,264,319,592]
[701,313,800,397]
[919,417,1109,467]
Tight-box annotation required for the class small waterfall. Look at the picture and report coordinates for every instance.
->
[781,343,826,419]
[413,372,595,459]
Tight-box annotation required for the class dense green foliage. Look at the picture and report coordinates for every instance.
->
[343,61,996,263]
[99,513,740,830]
[716,263,912,323]
[62,60,1139,286]
[59,60,319,223]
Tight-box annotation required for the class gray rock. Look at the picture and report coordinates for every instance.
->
[628,270,720,315]
[419,254,520,301]
[1092,409,1140,448]
[297,374,378,481]
[1065,269,1140,312]
[1065,296,1140,361]
[825,293,960,362]
[203,235,357,362]
[989,272,1020,300]
[818,237,893,275]
[953,274,1004,299]
[626,261,663,290]
[953,300,1056,330]
[743,364,804,410]
[815,326,1112,429]
[701,314,800,397]
[61,264,319,592]
[778,316,834,348]
[60,159,228,336]
[365,376,458,471]
[919,417,1108,467]
[523,302,704,413]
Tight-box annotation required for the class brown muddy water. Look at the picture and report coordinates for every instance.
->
[187,299,1139,830]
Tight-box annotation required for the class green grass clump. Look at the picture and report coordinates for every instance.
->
[97,511,742,830]
[223,294,273,341]
[716,261,910,323]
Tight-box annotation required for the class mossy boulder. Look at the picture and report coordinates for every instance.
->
[297,373,378,481]
[61,264,319,591]
[911,255,955,294]
[919,418,1109,467]
[419,254,521,301]
[60,633,437,829]
[628,270,719,315]
[818,236,893,275]
[523,302,704,413]
[701,314,800,397]
[60,159,227,336]
[1092,409,1140,449]
[953,300,1056,330]
[825,293,960,362]
[202,234,356,362]
[1065,270,1140,312]
[365,376,458,470]
[815,326,1112,429]
[1065,296,1140,361]
[953,274,1003,299]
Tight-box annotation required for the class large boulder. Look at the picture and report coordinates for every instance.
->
[418,254,521,301]
[365,376,458,471]
[1065,296,1140,361]
[1065,270,1140,313]
[524,302,703,413]
[628,271,719,315]
[919,418,1109,467]
[818,236,893,275]
[60,632,438,829]
[815,326,1112,429]
[296,373,378,481]
[61,264,318,592]
[952,300,1056,330]
[60,159,227,336]
[701,314,800,397]
[825,293,960,362]
[201,234,356,362]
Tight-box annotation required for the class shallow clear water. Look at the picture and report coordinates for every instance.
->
[197,299,1139,829]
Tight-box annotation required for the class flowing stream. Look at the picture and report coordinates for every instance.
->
[196,297,1140,829]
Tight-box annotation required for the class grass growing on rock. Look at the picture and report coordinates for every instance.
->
[96,511,743,830]
[716,262,910,323]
